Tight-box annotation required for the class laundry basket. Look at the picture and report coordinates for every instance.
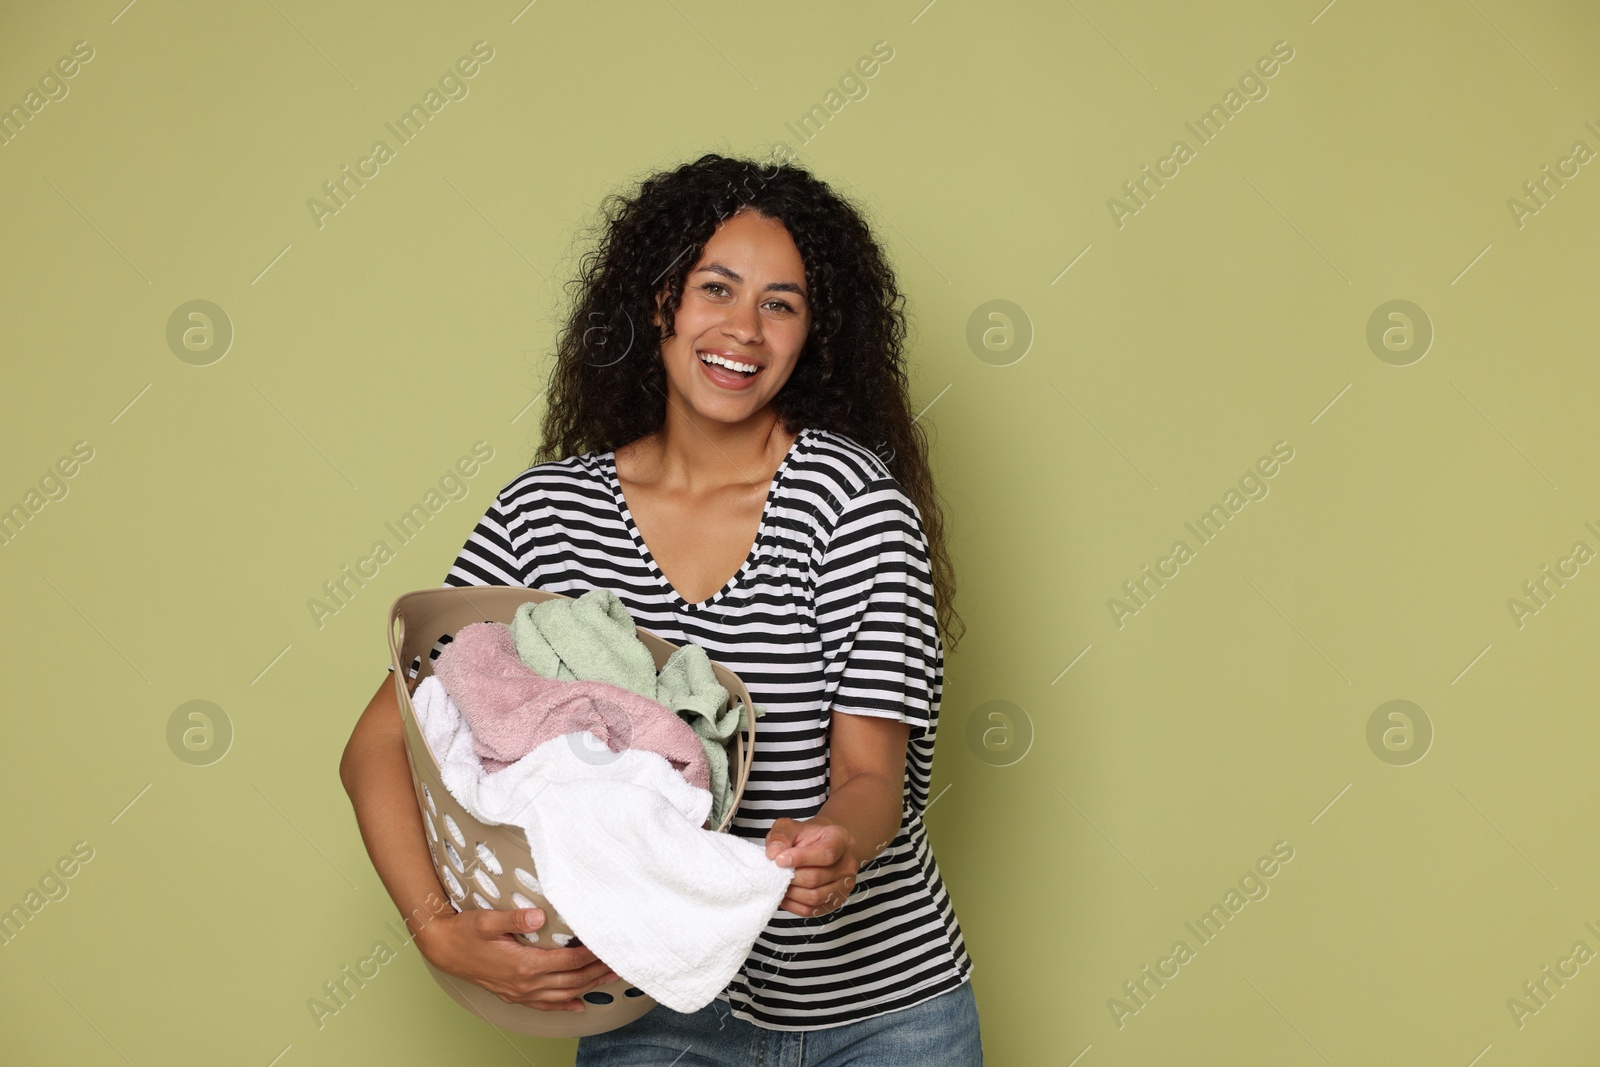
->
[386,585,758,1038]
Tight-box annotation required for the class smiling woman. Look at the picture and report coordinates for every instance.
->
[652,209,812,410]
[341,151,981,1064]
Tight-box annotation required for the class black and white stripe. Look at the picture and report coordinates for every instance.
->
[395,426,973,1029]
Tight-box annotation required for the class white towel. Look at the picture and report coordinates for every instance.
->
[410,675,793,1013]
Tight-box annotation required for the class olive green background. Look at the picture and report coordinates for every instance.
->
[3,1,1597,1064]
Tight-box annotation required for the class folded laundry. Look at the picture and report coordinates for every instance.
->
[410,675,793,1013]
[434,620,711,790]
[509,588,750,826]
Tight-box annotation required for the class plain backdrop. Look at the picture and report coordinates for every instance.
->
[2,2,1598,1064]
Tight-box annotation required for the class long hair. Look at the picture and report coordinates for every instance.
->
[535,150,965,651]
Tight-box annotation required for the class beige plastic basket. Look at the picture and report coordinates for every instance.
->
[386,585,757,1037]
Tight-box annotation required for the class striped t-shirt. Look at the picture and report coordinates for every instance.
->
[398,425,973,1029]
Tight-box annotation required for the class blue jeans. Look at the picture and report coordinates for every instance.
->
[575,979,983,1066]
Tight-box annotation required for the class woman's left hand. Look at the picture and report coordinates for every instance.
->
[765,816,860,917]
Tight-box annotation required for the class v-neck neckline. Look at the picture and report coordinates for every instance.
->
[603,427,810,612]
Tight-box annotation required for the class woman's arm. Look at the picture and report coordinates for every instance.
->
[765,710,911,917]
[340,672,619,1011]
[339,673,457,938]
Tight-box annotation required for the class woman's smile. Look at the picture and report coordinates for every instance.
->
[696,348,765,389]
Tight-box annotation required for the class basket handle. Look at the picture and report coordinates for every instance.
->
[388,606,407,679]
[387,600,421,699]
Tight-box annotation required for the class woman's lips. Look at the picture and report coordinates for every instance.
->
[697,353,762,389]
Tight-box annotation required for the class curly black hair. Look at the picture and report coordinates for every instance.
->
[534,150,964,651]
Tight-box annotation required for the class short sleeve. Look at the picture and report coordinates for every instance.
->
[813,478,944,739]
[444,481,532,588]
[388,478,533,679]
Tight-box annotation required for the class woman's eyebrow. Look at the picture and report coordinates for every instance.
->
[693,262,807,298]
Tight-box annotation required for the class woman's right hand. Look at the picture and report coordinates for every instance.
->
[416,906,621,1012]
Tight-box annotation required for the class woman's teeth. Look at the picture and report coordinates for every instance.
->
[700,352,759,376]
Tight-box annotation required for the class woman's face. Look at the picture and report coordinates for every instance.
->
[651,207,812,426]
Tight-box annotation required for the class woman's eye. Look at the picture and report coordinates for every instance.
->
[699,282,795,314]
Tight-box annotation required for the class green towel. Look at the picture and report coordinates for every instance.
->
[658,644,746,828]
[510,589,764,826]
[510,591,660,695]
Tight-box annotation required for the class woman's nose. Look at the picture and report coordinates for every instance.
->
[722,297,762,343]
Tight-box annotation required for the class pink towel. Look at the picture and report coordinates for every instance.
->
[434,621,711,787]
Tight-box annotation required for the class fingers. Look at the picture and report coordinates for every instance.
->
[432,908,626,1014]
[484,908,598,963]
[769,820,858,916]
[780,871,856,916]
[772,842,835,869]
[764,817,801,859]
[482,907,545,936]
[546,958,616,988]
[502,957,623,1012]
[783,862,856,892]
[779,894,840,918]
[769,822,850,870]
[513,955,612,989]
[509,942,601,972]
